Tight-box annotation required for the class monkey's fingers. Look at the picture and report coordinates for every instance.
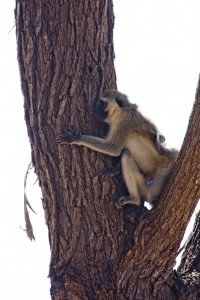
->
[117,196,141,207]
[56,134,70,144]
[99,166,120,179]
[56,134,79,144]
[114,196,126,209]
[114,201,122,209]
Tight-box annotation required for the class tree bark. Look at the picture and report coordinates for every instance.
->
[172,210,200,299]
[15,0,200,299]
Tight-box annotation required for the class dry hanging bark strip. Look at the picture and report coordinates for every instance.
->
[23,162,36,241]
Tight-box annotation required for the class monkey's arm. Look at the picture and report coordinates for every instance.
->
[56,134,122,156]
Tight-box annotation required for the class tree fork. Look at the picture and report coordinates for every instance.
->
[15,0,200,299]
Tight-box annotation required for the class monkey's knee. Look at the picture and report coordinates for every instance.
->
[121,150,133,165]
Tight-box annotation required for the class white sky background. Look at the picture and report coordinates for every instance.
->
[0,1,200,299]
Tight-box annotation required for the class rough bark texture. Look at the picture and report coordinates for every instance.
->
[173,210,200,299]
[15,0,200,299]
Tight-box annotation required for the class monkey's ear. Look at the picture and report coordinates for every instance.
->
[115,96,126,107]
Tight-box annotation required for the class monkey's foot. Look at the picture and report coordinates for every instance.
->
[115,196,141,208]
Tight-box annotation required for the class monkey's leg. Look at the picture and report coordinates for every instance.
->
[146,163,172,203]
[117,150,145,207]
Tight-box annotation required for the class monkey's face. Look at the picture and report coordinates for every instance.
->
[95,91,133,123]
[95,98,121,123]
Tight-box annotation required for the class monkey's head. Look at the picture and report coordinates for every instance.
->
[95,90,137,123]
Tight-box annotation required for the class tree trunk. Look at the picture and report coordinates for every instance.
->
[173,210,200,300]
[15,0,200,299]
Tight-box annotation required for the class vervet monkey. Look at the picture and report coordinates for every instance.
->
[101,131,166,179]
[56,90,178,207]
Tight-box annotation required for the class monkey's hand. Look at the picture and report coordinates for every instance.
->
[99,166,120,179]
[56,134,81,145]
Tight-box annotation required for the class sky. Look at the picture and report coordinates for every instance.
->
[0,1,200,299]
